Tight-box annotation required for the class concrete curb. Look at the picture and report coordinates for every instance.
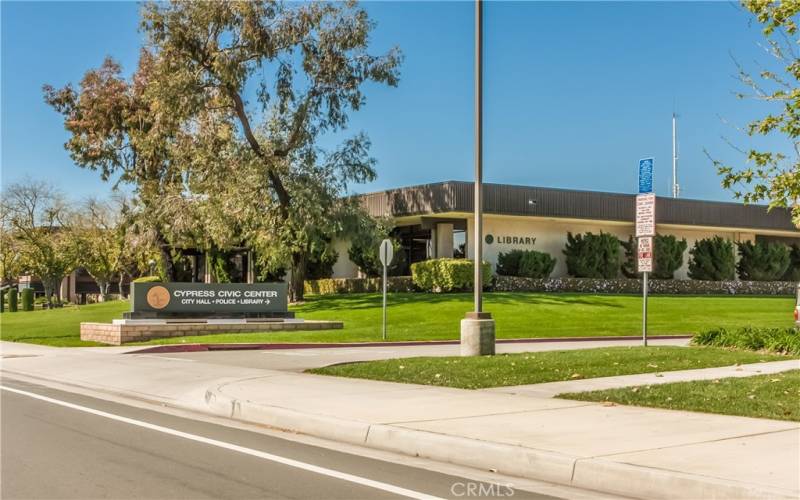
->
[201,385,797,500]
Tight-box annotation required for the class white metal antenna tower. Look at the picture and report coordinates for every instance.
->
[672,113,680,198]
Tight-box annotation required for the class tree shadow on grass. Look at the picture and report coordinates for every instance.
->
[297,292,628,313]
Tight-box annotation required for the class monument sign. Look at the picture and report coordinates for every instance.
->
[128,282,288,318]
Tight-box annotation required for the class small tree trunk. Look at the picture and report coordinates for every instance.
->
[155,230,176,281]
[118,273,127,300]
[42,280,54,308]
[289,251,307,303]
[98,280,110,302]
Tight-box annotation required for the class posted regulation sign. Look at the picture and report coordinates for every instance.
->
[638,236,653,273]
[635,192,656,237]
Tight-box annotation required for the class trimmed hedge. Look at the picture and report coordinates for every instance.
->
[305,276,415,295]
[692,326,800,355]
[493,275,795,295]
[411,258,493,293]
[21,288,34,311]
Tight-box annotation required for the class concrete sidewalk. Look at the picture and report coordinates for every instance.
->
[1,341,797,500]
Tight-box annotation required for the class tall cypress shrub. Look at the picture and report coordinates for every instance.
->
[7,288,18,312]
[563,232,620,278]
[688,237,735,281]
[736,240,790,281]
[21,288,34,311]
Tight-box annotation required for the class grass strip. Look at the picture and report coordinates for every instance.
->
[308,346,793,389]
[558,370,800,421]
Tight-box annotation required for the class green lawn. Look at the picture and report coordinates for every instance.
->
[0,292,793,347]
[559,370,800,422]
[0,300,128,347]
[308,346,794,389]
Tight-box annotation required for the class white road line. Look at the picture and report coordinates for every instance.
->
[1,385,444,500]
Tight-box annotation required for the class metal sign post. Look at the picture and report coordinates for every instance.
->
[637,236,653,346]
[379,239,394,341]
[636,158,655,347]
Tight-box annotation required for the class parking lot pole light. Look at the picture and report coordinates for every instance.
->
[461,0,496,356]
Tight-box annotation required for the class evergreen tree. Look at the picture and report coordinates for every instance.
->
[688,236,736,281]
[563,232,620,278]
[736,240,790,281]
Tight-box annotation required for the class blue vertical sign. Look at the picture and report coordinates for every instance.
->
[638,158,654,193]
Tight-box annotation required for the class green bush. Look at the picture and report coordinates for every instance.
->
[8,288,18,312]
[21,288,34,311]
[688,236,736,281]
[496,250,525,276]
[563,232,620,278]
[782,244,800,281]
[653,235,688,279]
[496,248,556,278]
[518,250,556,278]
[411,258,492,293]
[0,289,5,313]
[132,276,162,283]
[692,326,800,355]
[736,240,790,281]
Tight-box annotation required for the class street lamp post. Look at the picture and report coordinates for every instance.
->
[460,0,495,356]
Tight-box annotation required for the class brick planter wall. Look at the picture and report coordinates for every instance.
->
[81,320,343,346]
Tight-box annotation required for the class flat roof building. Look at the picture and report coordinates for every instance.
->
[331,180,799,279]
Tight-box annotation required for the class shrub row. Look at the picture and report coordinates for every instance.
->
[692,326,800,355]
[496,233,798,281]
[492,275,795,295]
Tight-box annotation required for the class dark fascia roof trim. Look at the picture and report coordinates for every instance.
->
[357,180,798,233]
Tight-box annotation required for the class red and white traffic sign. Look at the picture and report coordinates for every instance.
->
[638,236,653,273]
[635,193,656,237]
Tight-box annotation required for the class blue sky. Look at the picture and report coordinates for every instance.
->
[1,1,789,202]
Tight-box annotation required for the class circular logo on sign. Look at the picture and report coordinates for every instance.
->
[146,285,171,309]
[484,234,494,245]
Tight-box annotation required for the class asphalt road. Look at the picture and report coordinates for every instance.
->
[1,379,560,500]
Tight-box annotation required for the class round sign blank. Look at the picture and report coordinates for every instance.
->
[379,239,394,267]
